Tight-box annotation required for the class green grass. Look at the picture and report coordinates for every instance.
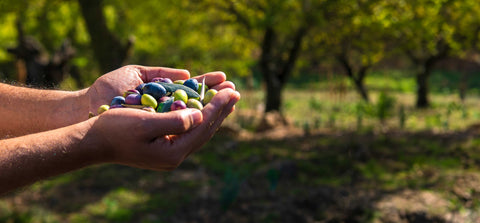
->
[229,69,480,133]
[3,70,480,222]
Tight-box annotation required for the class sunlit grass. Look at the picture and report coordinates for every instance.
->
[3,71,480,222]
[230,86,480,133]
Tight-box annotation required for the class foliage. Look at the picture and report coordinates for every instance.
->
[376,91,397,123]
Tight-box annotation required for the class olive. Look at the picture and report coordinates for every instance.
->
[125,93,142,105]
[183,78,199,91]
[157,97,174,113]
[203,89,217,105]
[111,96,126,106]
[152,77,173,84]
[173,80,185,85]
[123,89,140,97]
[170,100,187,111]
[135,83,146,94]
[197,83,208,95]
[97,104,110,114]
[187,99,203,110]
[142,82,167,100]
[110,104,124,109]
[158,96,171,103]
[142,107,156,113]
[141,94,158,109]
[173,89,188,103]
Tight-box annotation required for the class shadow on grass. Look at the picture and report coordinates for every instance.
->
[3,125,480,222]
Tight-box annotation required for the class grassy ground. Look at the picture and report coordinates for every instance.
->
[2,71,480,222]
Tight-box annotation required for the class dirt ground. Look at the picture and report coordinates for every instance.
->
[1,124,480,222]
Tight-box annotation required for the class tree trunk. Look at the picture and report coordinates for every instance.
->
[78,0,133,73]
[354,78,369,102]
[7,19,74,87]
[416,71,429,108]
[337,54,370,102]
[459,72,467,102]
[265,75,283,113]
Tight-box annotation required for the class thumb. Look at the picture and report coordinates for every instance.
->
[143,109,203,137]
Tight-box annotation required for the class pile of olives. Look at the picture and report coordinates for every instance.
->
[95,77,217,115]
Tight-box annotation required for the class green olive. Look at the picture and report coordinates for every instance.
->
[141,94,158,109]
[97,104,110,114]
[197,83,208,95]
[187,99,203,110]
[173,80,185,85]
[173,89,188,103]
[203,89,218,105]
[142,107,156,113]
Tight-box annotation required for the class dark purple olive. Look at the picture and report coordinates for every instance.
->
[170,100,187,111]
[110,104,124,109]
[142,82,167,100]
[110,96,125,106]
[158,96,171,103]
[125,94,142,105]
[183,78,199,91]
[123,89,140,97]
[151,77,173,84]
[135,83,146,94]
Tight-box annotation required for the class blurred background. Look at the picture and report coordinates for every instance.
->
[1,0,480,222]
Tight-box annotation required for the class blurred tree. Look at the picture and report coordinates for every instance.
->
[319,0,388,102]
[78,0,134,74]
[7,18,75,87]
[0,0,81,87]
[102,0,255,78]
[200,0,323,122]
[387,0,480,108]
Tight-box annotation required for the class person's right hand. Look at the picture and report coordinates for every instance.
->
[84,81,240,171]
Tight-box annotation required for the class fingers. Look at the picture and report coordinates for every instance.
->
[172,88,240,155]
[130,66,232,91]
[192,71,227,87]
[142,109,203,138]
[211,81,236,91]
[132,65,191,82]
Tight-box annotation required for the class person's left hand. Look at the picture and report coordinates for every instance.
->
[86,65,233,115]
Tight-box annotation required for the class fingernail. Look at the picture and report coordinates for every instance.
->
[190,109,203,126]
[228,91,241,105]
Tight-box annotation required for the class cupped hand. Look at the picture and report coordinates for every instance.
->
[86,65,235,115]
[86,87,240,171]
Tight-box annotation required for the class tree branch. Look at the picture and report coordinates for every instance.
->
[279,26,309,83]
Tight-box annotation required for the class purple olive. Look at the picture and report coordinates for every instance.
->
[135,83,146,94]
[151,77,173,84]
[125,93,142,105]
[183,78,199,91]
[142,82,167,100]
[123,89,140,97]
[170,100,187,111]
[110,104,124,109]
[158,96,171,103]
[110,96,125,106]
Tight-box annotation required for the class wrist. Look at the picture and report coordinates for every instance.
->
[51,88,91,127]
[73,117,112,165]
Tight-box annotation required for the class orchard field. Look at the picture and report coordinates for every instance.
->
[2,0,480,222]
[2,71,480,222]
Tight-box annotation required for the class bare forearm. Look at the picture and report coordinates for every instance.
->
[0,120,102,195]
[0,83,89,137]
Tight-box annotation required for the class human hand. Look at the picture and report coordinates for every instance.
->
[86,65,235,115]
[84,65,238,170]
[86,87,240,170]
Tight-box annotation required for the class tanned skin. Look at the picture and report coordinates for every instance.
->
[0,65,240,195]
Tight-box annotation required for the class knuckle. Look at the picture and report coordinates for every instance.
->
[165,155,183,170]
[172,112,192,131]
